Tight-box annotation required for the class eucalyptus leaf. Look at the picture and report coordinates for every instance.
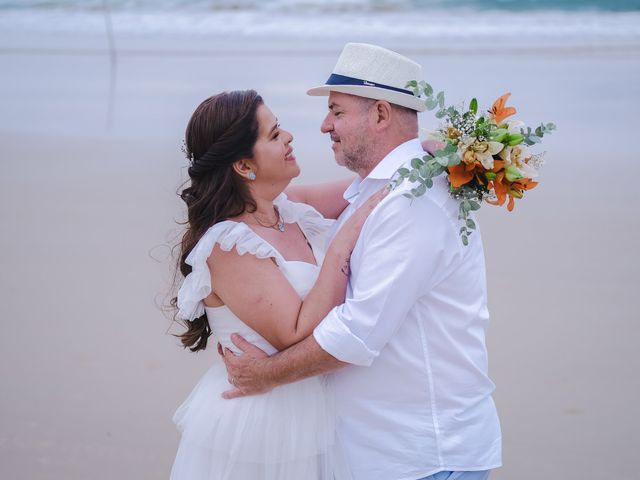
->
[423,83,433,96]
[462,235,469,246]
[469,200,481,210]
[436,156,449,167]
[414,183,427,196]
[397,167,410,176]
[411,157,422,169]
[466,219,476,229]
[425,178,433,189]
[443,143,457,154]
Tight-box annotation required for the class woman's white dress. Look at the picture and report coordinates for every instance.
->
[170,194,350,480]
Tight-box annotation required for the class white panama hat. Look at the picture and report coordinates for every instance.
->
[307,43,426,112]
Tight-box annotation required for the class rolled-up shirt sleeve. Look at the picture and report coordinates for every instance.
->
[313,192,460,366]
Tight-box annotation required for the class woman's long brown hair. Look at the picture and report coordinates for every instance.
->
[172,90,263,351]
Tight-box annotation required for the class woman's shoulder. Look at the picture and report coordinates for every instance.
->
[176,220,282,321]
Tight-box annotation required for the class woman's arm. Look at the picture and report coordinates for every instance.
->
[209,189,385,351]
[285,178,353,219]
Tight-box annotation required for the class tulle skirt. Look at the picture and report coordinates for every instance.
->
[170,359,351,480]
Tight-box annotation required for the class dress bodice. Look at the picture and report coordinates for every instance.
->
[176,193,333,355]
[206,260,320,355]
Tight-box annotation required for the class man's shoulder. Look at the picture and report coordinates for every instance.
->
[381,174,457,221]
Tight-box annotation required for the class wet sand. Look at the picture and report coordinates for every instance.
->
[0,32,639,479]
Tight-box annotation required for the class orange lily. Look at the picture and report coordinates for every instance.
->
[490,92,517,124]
[488,168,538,212]
[448,158,500,189]
[448,162,475,188]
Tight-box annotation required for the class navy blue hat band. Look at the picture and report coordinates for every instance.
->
[325,73,413,96]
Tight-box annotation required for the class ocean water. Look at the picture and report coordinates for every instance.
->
[1,0,639,12]
[0,0,639,43]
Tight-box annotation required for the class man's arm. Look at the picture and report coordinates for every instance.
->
[223,189,460,397]
[221,333,346,399]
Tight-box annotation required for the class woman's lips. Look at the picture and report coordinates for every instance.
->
[285,148,296,162]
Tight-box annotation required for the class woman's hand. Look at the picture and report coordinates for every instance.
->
[330,186,389,257]
[422,139,445,155]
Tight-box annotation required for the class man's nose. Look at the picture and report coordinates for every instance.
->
[320,114,332,133]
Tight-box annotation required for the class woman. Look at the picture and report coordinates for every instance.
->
[170,90,384,480]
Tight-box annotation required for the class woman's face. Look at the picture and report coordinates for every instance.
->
[250,104,299,184]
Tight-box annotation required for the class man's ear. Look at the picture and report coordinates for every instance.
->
[232,159,255,179]
[373,101,392,132]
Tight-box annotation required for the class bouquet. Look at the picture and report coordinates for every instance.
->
[392,81,556,246]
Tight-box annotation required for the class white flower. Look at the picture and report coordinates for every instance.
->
[500,145,539,178]
[469,140,504,169]
[519,161,539,179]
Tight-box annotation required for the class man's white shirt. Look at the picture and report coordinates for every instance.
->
[313,138,502,480]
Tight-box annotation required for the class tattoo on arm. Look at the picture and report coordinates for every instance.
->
[340,257,350,277]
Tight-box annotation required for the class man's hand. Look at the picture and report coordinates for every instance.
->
[220,333,273,399]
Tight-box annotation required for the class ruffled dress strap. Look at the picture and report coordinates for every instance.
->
[176,221,283,321]
[274,193,335,246]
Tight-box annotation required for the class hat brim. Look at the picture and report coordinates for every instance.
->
[307,84,426,112]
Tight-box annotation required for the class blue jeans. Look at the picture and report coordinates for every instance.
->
[418,471,491,480]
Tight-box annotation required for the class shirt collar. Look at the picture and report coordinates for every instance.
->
[343,137,424,203]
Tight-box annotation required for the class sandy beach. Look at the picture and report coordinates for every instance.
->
[1,9,639,479]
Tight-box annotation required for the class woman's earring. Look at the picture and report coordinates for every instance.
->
[247,171,257,181]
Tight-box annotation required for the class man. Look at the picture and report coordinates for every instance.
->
[222,43,502,480]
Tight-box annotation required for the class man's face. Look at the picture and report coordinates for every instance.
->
[320,92,373,173]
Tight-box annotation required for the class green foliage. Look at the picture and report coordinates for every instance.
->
[469,98,478,115]
[405,80,446,117]
[392,153,449,198]
[521,122,556,146]
[454,191,483,243]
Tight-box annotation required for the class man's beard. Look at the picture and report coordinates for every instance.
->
[340,139,373,174]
